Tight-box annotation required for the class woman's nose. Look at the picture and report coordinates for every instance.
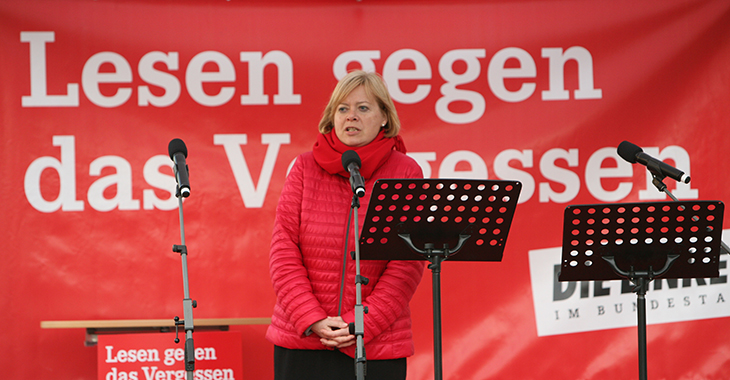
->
[346,110,358,121]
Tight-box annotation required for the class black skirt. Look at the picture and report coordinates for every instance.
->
[274,345,407,380]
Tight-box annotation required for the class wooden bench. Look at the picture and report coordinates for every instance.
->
[41,318,271,346]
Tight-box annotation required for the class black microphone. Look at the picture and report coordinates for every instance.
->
[168,138,191,197]
[617,141,690,184]
[342,150,366,197]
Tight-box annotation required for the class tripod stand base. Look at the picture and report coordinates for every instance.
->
[634,278,648,380]
[429,254,444,380]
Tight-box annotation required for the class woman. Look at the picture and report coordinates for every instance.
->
[266,70,425,380]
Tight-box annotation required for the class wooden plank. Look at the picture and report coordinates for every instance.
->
[40,318,271,329]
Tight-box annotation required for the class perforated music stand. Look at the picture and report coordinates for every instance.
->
[360,179,521,380]
[559,200,724,380]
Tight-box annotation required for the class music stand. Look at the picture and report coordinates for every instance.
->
[559,200,724,380]
[360,179,522,380]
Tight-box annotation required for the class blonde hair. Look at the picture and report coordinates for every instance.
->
[318,70,401,138]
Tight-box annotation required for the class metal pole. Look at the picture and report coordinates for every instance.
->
[429,250,443,380]
[636,277,647,380]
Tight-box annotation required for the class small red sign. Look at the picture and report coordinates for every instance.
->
[98,331,243,380]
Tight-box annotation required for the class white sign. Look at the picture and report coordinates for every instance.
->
[529,230,729,336]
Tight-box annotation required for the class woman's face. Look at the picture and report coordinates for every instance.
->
[333,85,387,147]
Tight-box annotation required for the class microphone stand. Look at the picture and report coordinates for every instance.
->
[649,170,730,256]
[172,177,197,380]
[349,191,368,380]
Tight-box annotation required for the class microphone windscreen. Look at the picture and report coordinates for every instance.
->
[342,150,361,171]
[617,140,642,164]
[168,138,188,159]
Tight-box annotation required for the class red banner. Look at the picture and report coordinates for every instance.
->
[2,0,729,379]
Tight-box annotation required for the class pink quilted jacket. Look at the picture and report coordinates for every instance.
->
[265,150,425,359]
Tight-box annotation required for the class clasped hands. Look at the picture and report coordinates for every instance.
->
[310,316,355,349]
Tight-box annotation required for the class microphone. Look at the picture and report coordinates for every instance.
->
[342,150,366,197]
[168,138,191,197]
[617,141,690,184]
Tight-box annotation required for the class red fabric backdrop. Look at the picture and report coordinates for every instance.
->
[2,0,729,379]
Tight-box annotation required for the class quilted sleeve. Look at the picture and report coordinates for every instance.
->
[341,259,426,343]
[269,156,328,336]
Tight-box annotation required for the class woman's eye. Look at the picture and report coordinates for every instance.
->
[359,106,369,111]
[338,106,347,112]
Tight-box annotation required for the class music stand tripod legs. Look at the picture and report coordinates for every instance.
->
[602,254,679,380]
[398,234,471,380]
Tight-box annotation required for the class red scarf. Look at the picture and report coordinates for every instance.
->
[312,129,407,179]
